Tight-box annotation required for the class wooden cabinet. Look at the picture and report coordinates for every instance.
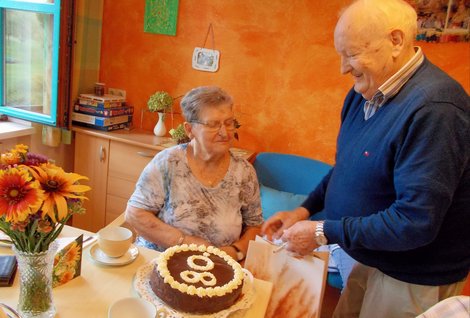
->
[72,128,164,232]
[72,126,254,232]
[106,142,157,224]
[72,133,110,232]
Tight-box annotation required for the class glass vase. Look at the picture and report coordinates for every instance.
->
[12,241,58,318]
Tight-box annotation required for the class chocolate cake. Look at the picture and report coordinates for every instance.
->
[150,244,244,314]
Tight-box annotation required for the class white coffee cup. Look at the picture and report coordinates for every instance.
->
[97,226,133,258]
[108,297,156,318]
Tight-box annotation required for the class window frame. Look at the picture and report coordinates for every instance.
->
[0,0,65,126]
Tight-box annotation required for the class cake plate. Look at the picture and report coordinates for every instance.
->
[133,258,256,318]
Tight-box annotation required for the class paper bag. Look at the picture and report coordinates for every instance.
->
[244,236,328,318]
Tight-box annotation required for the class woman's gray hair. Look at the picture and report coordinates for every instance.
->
[180,86,233,122]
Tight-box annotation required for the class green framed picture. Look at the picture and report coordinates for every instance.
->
[144,0,179,36]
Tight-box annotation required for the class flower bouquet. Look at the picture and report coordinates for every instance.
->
[0,144,90,318]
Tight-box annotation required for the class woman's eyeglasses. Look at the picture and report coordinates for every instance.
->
[191,118,238,132]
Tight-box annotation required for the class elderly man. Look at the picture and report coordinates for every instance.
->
[261,0,470,317]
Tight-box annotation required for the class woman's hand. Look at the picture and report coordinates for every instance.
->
[125,205,211,249]
[219,246,238,260]
[261,207,310,241]
[183,235,211,247]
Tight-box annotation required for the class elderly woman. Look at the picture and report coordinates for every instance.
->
[125,86,263,261]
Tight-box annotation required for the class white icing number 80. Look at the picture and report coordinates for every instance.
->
[180,270,216,286]
[187,253,214,271]
[180,252,217,286]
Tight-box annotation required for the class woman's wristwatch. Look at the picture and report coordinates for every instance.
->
[231,244,245,261]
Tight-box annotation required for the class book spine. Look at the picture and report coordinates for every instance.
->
[71,112,132,126]
[95,115,131,126]
[79,93,125,103]
[73,104,134,117]
[72,121,130,131]
[71,112,95,125]
[77,99,123,108]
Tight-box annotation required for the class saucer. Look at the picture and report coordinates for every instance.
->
[89,244,139,266]
[108,297,156,318]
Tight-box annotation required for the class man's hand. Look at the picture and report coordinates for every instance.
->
[281,220,320,256]
[261,207,310,241]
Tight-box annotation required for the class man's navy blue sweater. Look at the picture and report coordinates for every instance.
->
[303,58,470,285]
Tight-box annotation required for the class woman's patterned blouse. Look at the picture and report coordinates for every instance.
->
[128,144,263,251]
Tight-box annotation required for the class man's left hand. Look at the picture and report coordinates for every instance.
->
[281,220,319,256]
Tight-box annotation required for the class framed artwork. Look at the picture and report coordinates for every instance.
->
[192,47,220,72]
[144,0,179,36]
[405,0,470,42]
[191,24,220,72]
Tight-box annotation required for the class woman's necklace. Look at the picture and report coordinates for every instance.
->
[187,146,230,187]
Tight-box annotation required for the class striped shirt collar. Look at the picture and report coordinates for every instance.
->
[379,46,424,100]
[363,46,424,120]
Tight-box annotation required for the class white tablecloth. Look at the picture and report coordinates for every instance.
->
[0,226,272,318]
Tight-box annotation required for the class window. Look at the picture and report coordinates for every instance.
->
[0,0,72,127]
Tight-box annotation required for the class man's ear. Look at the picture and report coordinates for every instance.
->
[183,121,193,139]
[390,29,405,58]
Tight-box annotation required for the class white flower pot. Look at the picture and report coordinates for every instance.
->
[153,112,166,137]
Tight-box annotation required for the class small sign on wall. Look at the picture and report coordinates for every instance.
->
[144,0,179,36]
[192,48,220,72]
[192,24,220,72]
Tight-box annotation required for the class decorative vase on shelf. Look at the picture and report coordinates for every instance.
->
[13,241,59,318]
[154,112,166,137]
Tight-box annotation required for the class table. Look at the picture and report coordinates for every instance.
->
[0,226,272,318]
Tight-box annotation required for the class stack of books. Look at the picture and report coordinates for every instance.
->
[72,94,134,131]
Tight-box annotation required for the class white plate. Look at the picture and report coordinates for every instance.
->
[0,241,12,248]
[0,231,12,248]
[89,243,139,266]
[133,258,256,318]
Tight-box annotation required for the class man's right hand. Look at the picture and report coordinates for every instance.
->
[260,207,310,241]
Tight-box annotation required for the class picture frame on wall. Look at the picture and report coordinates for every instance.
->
[144,0,179,36]
[192,47,220,72]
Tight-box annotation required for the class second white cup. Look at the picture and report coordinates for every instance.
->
[97,226,133,258]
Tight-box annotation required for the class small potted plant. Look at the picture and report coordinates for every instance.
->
[169,124,190,144]
[147,91,174,136]
[147,91,174,113]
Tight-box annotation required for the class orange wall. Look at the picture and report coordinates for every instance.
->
[99,0,470,164]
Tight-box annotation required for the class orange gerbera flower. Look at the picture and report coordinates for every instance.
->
[0,167,44,222]
[25,163,91,222]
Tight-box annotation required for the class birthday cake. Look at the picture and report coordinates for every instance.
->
[149,244,244,314]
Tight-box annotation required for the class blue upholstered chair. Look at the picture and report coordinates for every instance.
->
[253,152,344,290]
[253,152,332,220]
